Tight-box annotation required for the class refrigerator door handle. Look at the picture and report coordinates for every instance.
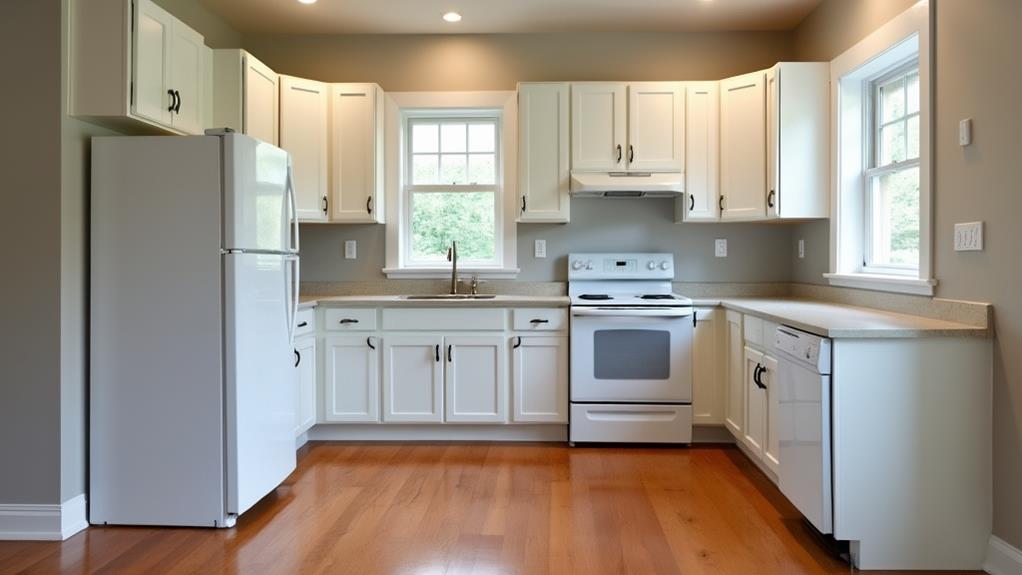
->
[286,255,300,346]
[285,157,299,254]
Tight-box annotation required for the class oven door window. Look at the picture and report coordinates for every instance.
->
[593,329,670,380]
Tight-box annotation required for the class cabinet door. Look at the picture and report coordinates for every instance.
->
[571,84,627,171]
[765,67,779,219]
[382,336,443,422]
[762,353,781,475]
[720,70,767,221]
[323,335,380,422]
[743,346,766,457]
[281,76,329,222]
[445,336,507,423]
[724,310,744,438]
[692,308,724,425]
[627,83,685,172]
[294,336,317,435]
[518,83,570,223]
[331,84,384,223]
[684,82,720,222]
[132,0,173,127]
[243,53,279,146]
[512,336,568,423]
[168,21,205,135]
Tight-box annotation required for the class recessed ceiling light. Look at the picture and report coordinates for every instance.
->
[442,11,462,23]
[298,0,316,4]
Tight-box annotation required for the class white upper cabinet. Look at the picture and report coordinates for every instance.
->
[720,70,767,220]
[680,82,720,222]
[280,76,330,222]
[518,83,570,223]
[330,83,385,224]
[212,50,279,145]
[444,336,507,423]
[70,0,208,135]
[766,62,830,220]
[627,83,685,172]
[571,84,627,171]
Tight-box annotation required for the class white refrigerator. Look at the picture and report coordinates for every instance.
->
[90,131,300,527]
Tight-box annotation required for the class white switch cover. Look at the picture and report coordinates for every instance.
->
[954,222,984,251]
[798,239,805,259]
[715,239,728,258]
[534,239,547,258]
[959,118,973,146]
[344,240,357,259]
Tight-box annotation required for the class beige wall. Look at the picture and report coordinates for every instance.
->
[154,0,242,48]
[790,0,1022,551]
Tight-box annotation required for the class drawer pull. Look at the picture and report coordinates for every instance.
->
[339,319,359,324]
[529,319,550,324]
[297,321,308,328]
[367,337,375,350]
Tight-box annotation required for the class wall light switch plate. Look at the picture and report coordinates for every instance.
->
[344,240,357,259]
[959,118,973,146]
[715,239,728,258]
[954,222,983,251]
[798,239,805,259]
[534,239,547,258]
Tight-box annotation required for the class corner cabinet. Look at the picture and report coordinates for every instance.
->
[719,70,768,220]
[330,84,386,224]
[518,83,570,223]
[212,50,279,146]
[280,76,330,222]
[70,0,210,135]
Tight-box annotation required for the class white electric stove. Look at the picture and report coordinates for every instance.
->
[568,253,694,444]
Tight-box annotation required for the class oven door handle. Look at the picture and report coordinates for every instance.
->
[571,308,694,318]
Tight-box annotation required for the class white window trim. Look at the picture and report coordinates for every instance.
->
[382,91,519,279]
[826,0,935,296]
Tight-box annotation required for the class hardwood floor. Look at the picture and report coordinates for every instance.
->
[0,443,981,574]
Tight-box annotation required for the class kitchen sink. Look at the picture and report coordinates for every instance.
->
[401,294,498,300]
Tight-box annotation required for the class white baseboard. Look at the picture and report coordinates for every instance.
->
[0,494,88,541]
[308,423,568,442]
[985,536,1022,575]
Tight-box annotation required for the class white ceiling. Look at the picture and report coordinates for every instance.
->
[200,0,824,35]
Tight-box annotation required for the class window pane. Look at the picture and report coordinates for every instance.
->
[440,155,467,184]
[870,167,920,267]
[440,123,466,153]
[880,122,906,165]
[467,154,496,185]
[880,77,904,123]
[468,123,495,152]
[907,115,920,159]
[412,123,438,154]
[410,192,496,262]
[412,154,439,184]
[907,72,919,114]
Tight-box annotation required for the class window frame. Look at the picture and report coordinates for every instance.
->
[402,113,503,269]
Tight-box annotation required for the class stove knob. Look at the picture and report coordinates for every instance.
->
[571,260,584,271]
[647,261,657,270]
[585,260,595,270]
[660,261,671,271]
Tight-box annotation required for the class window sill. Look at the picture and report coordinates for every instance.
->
[823,272,937,296]
[383,267,520,280]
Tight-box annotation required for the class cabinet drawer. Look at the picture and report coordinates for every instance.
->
[295,308,316,337]
[512,309,568,331]
[570,404,692,444]
[382,308,506,331]
[324,308,377,331]
[743,314,764,347]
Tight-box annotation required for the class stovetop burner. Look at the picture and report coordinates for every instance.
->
[639,294,677,300]
[578,294,613,300]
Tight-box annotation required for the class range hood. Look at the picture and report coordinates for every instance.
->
[570,171,684,198]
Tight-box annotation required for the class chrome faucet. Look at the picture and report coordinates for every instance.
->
[447,241,458,294]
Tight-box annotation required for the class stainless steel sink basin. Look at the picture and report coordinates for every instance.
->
[401,294,498,300]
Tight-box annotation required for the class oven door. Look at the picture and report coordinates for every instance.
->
[570,307,693,403]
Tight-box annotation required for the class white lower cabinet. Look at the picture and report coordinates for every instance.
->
[382,336,444,422]
[691,308,724,425]
[324,335,380,422]
[294,336,317,436]
[723,310,744,437]
[743,346,766,454]
[445,336,507,423]
[762,353,780,475]
[512,336,568,423]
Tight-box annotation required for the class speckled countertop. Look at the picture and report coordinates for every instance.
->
[299,294,569,309]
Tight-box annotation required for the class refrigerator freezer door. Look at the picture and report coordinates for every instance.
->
[223,133,297,253]
[224,252,298,516]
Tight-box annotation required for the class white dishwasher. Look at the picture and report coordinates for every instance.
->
[774,325,833,534]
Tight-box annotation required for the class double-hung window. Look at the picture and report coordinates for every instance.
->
[404,115,501,268]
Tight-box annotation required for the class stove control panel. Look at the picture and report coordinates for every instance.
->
[568,253,674,280]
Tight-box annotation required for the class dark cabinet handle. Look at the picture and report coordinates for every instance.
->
[294,349,301,368]
[297,321,308,328]
[435,344,440,362]
[366,196,373,214]
[513,336,522,349]
[167,90,176,112]
[767,189,776,208]
[719,196,725,212]
[339,318,359,324]
[174,90,181,113]
[447,344,453,363]
[689,194,695,211]
[521,195,527,214]
[529,319,549,324]
[367,337,375,350]
[321,196,328,214]
[628,145,634,163]
[616,144,622,163]
[754,364,767,389]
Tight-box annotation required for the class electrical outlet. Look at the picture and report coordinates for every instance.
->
[798,239,805,259]
[715,239,728,258]
[954,222,984,251]
[534,239,547,258]
[344,240,357,259]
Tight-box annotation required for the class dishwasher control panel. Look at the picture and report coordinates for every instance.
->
[775,326,831,373]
